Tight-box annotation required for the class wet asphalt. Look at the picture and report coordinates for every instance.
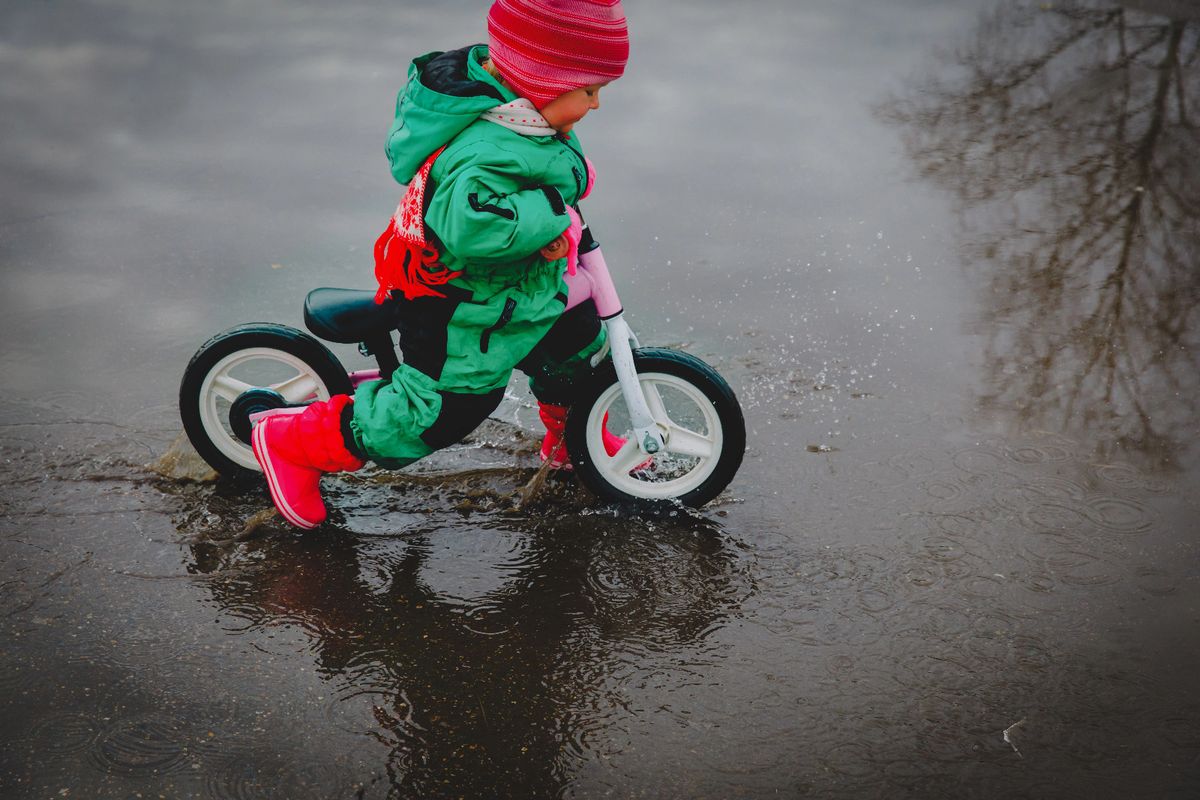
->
[2,0,1199,797]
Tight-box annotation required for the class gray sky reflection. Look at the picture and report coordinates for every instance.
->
[10,0,1192,476]
[0,0,993,476]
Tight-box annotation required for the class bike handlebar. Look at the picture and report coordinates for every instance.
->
[578,221,599,254]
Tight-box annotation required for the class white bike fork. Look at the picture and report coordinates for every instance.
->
[596,314,666,456]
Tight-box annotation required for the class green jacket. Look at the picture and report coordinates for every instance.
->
[385,45,590,284]
[351,46,607,464]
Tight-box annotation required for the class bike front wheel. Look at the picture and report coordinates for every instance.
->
[179,323,353,480]
[565,348,745,508]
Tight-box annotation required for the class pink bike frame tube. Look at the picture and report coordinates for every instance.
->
[564,246,622,317]
[349,369,382,388]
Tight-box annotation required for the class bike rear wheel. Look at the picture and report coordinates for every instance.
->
[565,348,745,508]
[179,323,352,480]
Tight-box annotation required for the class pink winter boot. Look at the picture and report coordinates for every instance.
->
[251,395,365,529]
[538,402,626,470]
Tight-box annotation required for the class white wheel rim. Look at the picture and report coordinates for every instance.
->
[584,372,724,500]
[197,347,333,471]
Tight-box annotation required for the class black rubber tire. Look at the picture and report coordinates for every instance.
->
[179,323,352,481]
[565,348,745,508]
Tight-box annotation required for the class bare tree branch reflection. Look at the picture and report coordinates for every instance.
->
[881,1,1200,468]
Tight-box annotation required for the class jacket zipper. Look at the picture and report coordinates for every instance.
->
[479,297,517,354]
[556,133,588,201]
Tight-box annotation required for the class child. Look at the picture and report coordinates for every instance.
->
[251,0,630,529]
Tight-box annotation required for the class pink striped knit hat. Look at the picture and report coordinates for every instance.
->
[487,0,629,110]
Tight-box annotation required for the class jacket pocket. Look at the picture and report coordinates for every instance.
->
[479,297,517,354]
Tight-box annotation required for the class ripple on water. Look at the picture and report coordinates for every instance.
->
[1020,500,1091,534]
[205,752,333,800]
[583,556,641,631]
[926,511,1000,547]
[960,624,1055,673]
[856,460,911,490]
[1091,462,1171,495]
[755,600,887,647]
[579,532,748,650]
[88,714,188,776]
[1031,717,1126,765]
[856,586,895,615]
[107,628,189,669]
[1039,546,1122,588]
[214,601,270,634]
[1159,716,1200,750]
[824,653,857,678]
[918,535,978,565]
[1010,635,1055,672]
[1132,567,1177,597]
[35,390,107,419]
[321,685,407,738]
[1014,572,1058,595]
[894,563,940,591]
[954,574,1009,603]
[897,529,986,584]
[950,445,1011,475]
[1004,442,1073,464]
[911,692,1006,764]
[819,741,881,781]
[125,401,181,430]
[1082,496,1153,534]
[889,604,975,650]
[204,757,272,800]
[921,479,964,503]
[32,712,103,755]
[888,451,939,478]
[461,602,515,636]
[955,635,1008,677]
[993,476,1087,515]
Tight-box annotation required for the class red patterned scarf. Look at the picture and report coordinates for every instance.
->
[373,146,461,304]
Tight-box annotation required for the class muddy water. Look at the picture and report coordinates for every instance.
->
[3,0,1199,797]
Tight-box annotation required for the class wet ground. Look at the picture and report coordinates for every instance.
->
[2,0,1199,797]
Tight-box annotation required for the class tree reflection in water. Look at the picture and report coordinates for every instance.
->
[186,514,749,798]
[881,1,1199,468]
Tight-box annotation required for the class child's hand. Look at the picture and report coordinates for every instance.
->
[540,208,583,274]
[540,235,569,261]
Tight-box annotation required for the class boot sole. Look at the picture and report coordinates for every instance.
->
[251,422,321,530]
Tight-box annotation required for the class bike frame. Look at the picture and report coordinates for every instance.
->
[565,233,666,456]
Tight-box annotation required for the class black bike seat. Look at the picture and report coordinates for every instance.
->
[303,288,399,344]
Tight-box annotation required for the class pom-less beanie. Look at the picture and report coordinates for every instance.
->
[487,0,629,109]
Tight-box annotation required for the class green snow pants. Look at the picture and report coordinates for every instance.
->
[346,264,605,469]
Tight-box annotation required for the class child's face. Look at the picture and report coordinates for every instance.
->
[541,83,607,135]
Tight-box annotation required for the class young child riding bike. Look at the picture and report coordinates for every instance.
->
[251,0,631,529]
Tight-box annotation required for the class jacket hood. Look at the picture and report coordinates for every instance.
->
[386,45,514,184]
